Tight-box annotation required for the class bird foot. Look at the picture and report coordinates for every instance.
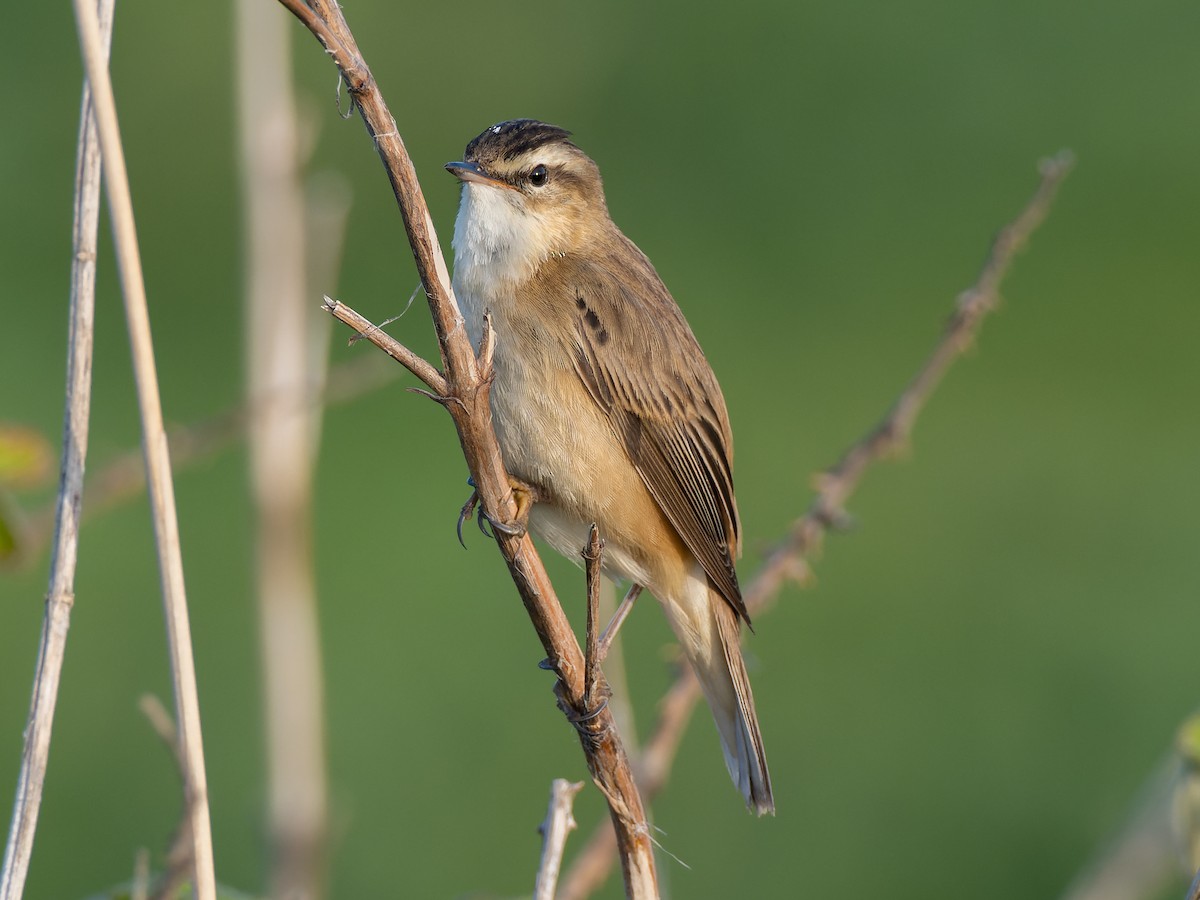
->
[456,475,539,542]
[484,477,539,537]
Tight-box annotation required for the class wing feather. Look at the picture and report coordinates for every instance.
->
[565,240,748,623]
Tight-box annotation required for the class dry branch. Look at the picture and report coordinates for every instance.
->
[0,1,112,895]
[583,525,604,714]
[557,151,1075,899]
[534,779,585,900]
[280,2,657,895]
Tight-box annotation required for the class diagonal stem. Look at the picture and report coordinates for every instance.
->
[279,3,658,895]
[0,1,114,896]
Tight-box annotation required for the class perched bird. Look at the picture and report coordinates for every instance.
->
[446,120,773,815]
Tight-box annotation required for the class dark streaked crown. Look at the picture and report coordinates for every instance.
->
[464,119,575,167]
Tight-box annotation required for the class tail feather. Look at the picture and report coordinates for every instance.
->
[664,574,774,815]
[710,594,774,815]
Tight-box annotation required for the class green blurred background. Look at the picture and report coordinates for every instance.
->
[3,0,1198,897]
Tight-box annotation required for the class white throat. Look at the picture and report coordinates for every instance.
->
[451,183,556,311]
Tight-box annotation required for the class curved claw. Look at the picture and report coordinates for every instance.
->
[476,506,495,539]
[457,490,480,549]
[475,507,528,538]
[459,476,537,543]
[483,513,526,537]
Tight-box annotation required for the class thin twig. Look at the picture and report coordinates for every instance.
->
[0,0,113,895]
[278,3,657,894]
[131,848,150,900]
[12,353,396,566]
[534,779,585,900]
[750,151,1075,622]
[323,298,447,395]
[558,151,1075,899]
[597,586,642,665]
[596,582,639,756]
[138,694,185,775]
[136,696,195,900]
[583,526,604,712]
[71,1,216,897]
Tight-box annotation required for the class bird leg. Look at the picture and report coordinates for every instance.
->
[457,475,542,541]
[596,584,644,663]
[482,476,540,537]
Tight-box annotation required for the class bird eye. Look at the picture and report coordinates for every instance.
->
[529,164,549,187]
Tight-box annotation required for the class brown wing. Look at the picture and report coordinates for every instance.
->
[562,236,749,624]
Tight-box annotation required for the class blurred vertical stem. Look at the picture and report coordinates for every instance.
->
[1058,755,1181,900]
[72,0,217,895]
[0,1,114,895]
[235,1,331,897]
[1061,715,1200,900]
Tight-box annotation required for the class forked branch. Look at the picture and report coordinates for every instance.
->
[279,2,657,895]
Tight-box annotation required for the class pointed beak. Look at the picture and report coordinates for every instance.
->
[445,160,509,188]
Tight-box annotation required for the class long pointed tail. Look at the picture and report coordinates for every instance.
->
[667,578,774,815]
[709,593,774,814]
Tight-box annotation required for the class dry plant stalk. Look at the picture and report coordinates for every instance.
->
[1058,757,1180,900]
[534,779,585,900]
[557,151,1075,899]
[235,1,331,896]
[1062,712,1200,900]
[0,1,113,896]
[276,1,657,895]
[71,0,216,897]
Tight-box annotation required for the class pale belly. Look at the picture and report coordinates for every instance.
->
[457,281,688,600]
[490,343,660,589]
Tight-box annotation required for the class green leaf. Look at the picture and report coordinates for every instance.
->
[0,424,54,490]
[0,489,23,563]
[1178,713,1200,770]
